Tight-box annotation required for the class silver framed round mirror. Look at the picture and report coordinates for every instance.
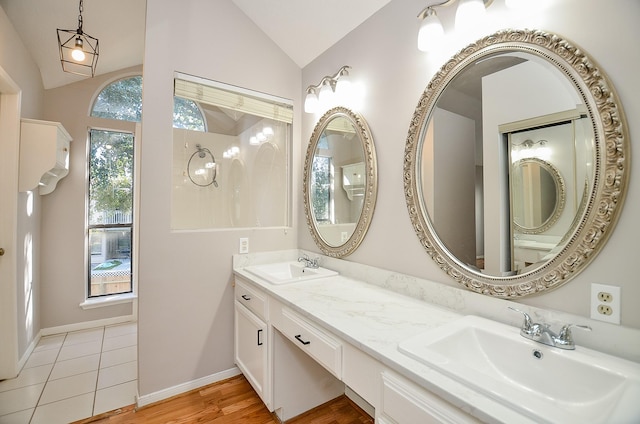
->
[404,29,629,297]
[304,107,377,257]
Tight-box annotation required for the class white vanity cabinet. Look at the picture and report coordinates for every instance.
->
[234,278,271,408]
[19,118,72,195]
[233,273,483,423]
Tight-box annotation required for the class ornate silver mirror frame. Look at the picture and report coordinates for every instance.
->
[304,107,378,257]
[404,29,629,297]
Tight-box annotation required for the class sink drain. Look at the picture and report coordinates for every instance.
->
[532,349,543,359]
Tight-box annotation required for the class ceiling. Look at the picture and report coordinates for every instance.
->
[0,0,391,90]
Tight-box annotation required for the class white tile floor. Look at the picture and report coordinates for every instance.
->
[0,322,137,424]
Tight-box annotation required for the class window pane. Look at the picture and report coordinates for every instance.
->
[91,76,143,122]
[173,97,206,131]
[312,155,332,223]
[89,227,132,297]
[89,130,134,225]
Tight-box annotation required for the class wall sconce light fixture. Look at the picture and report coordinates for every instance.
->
[512,139,551,161]
[57,0,99,77]
[417,0,493,52]
[304,66,352,114]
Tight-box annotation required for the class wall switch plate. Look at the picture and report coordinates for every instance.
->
[590,283,620,324]
[239,237,249,254]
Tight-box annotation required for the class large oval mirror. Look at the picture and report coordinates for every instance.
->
[404,29,629,297]
[304,107,377,257]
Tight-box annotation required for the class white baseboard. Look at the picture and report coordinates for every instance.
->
[136,367,242,408]
[17,331,42,371]
[41,315,136,336]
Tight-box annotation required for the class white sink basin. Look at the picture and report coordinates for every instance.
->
[243,261,338,285]
[398,315,640,423]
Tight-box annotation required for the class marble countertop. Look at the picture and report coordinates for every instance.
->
[233,267,536,423]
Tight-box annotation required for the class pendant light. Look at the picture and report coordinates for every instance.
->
[57,0,99,77]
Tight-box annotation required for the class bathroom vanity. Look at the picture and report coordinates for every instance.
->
[233,252,640,424]
[233,270,486,423]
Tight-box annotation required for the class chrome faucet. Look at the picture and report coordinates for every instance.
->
[298,254,320,269]
[509,307,591,350]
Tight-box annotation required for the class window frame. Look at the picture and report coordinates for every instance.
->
[86,128,135,299]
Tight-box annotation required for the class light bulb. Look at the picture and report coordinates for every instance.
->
[318,82,333,110]
[418,8,444,52]
[250,136,259,145]
[455,0,486,30]
[304,90,318,113]
[71,37,85,62]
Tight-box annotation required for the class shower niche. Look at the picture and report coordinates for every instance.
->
[171,74,293,230]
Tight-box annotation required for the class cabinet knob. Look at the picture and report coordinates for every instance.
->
[0,247,5,256]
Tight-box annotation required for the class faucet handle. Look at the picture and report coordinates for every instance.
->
[557,323,591,343]
[508,306,533,331]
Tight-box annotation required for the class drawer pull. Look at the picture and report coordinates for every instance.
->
[241,294,251,301]
[257,329,263,346]
[295,334,311,345]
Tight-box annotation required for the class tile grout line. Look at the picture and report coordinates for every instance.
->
[29,331,69,424]
[91,326,106,417]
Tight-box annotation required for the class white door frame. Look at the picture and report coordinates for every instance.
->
[0,66,21,379]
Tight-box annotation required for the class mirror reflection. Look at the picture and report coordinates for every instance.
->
[420,50,593,276]
[311,116,365,246]
[304,107,377,257]
[405,29,629,296]
[511,158,563,232]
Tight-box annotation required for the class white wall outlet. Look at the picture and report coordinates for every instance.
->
[239,237,249,254]
[590,283,620,324]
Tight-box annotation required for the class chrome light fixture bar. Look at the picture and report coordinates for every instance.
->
[304,66,352,114]
[417,0,493,52]
[57,0,99,77]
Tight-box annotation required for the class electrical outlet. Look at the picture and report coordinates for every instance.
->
[597,305,612,315]
[590,283,620,324]
[239,237,249,254]
[598,291,613,303]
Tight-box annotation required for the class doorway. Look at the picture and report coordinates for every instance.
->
[0,66,21,379]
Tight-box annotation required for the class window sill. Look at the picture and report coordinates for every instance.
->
[80,293,137,310]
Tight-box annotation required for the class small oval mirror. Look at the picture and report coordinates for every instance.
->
[304,107,377,257]
[511,158,565,234]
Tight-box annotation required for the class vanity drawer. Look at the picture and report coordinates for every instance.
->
[235,278,268,320]
[275,306,342,379]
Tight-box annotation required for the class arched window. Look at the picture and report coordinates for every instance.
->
[87,76,205,298]
[91,75,206,130]
[91,76,143,122]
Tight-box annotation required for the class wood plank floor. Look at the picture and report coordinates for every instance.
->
[74,374,373,424]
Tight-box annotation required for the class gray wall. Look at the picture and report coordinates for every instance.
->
[300,0,640,328]
[138,0,300,396]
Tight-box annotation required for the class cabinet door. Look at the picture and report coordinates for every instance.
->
[235,301,270,408]
[379,372,481,424]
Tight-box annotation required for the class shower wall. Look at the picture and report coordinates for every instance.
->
[171,119,290,230]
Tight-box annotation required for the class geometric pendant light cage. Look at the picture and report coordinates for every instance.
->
[57,0,99,77]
